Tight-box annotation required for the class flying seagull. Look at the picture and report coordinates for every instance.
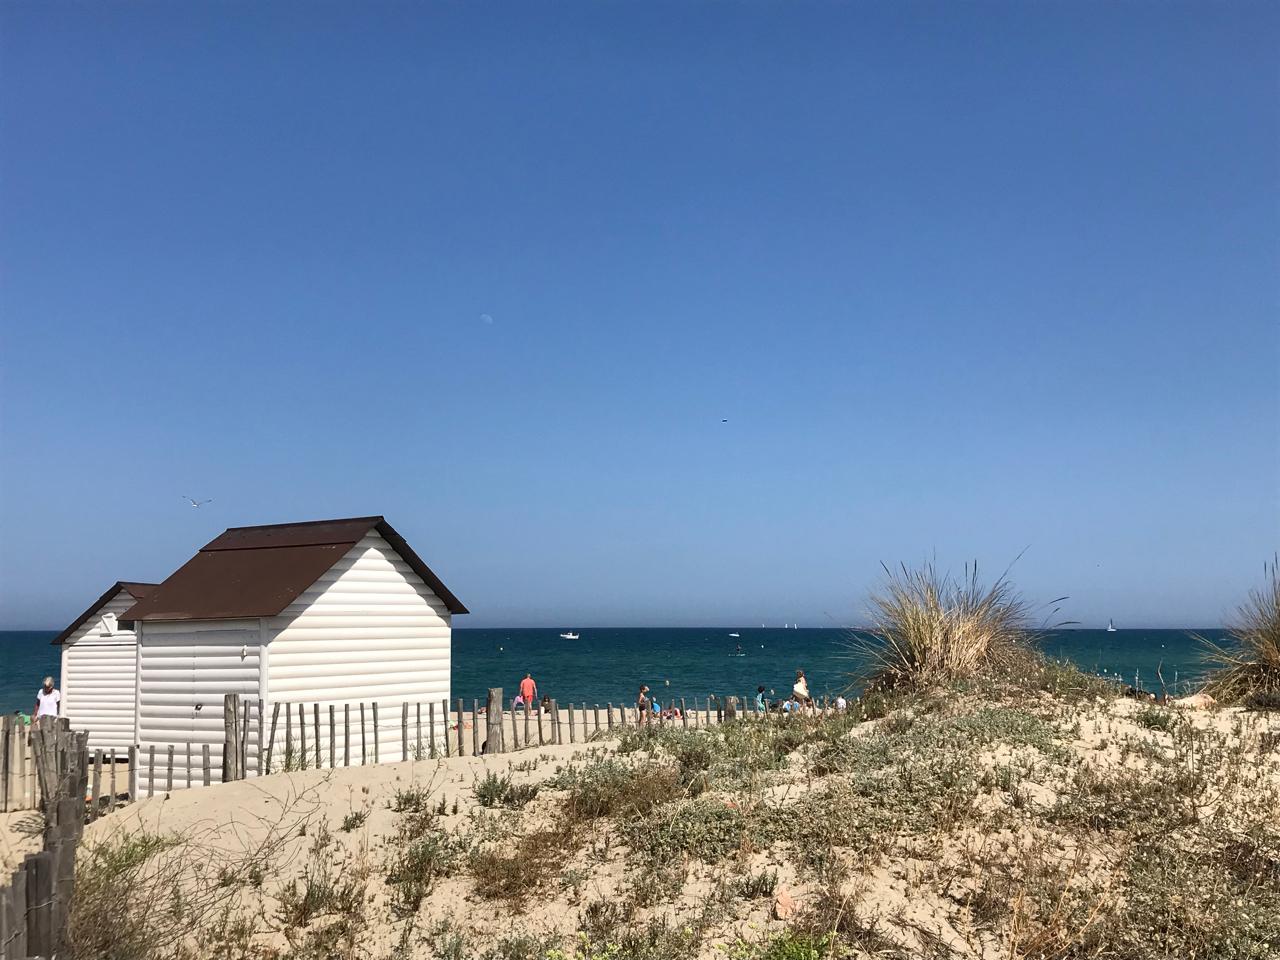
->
[721,419,728,423]
[184,497,213,508]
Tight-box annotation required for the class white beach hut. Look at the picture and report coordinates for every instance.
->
[119,516,467,791]
[52,581,157,754]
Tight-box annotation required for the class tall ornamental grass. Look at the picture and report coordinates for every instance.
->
[1200,557,1280,703]
[856,561,1048,690]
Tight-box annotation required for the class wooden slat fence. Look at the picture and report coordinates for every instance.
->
[0,718,87,960]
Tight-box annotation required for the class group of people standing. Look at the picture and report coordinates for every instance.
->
[636,669,829,723]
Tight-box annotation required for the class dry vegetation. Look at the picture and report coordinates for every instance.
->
[61,563,1280,959]
[63,670,1280,960]
[1200,558,1280,707]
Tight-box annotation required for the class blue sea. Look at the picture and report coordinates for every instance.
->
[0,627,1225,716]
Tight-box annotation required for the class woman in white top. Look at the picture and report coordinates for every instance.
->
[34,677,61,720]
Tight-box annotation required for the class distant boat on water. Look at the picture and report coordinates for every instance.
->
[560,631,580,640]
[1106,619,1117,633]
[728,632,740,638]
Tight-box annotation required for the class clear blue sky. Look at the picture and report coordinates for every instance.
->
[1,1,1276,630]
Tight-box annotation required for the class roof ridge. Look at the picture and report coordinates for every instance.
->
[219,515,384,534]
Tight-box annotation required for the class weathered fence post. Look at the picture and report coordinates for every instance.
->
[257,699,266,776]
[428,702,437,759]
[329,705,336,769]
[416,702,422,760]
[594,704,601,736]
[443,699,451,757]
[298,704,307,769]
[202,745,211,786]
[550,700,559,744]
[510,700,519,750]
[24,849,54,956]
[402,702,410,762]
[266,701,280,774]
[373,703,380,763]
[147,746,155,798]
[166,745,174,792]
[486,689,504,754]
[90,751,102,822]
[128,744,138,800]
[360,703,367,765]
[108,748,118,813]
[726,696,738,721]
[568,704,576,743]
[681,698,688,728]
[312,703,320,770]
[472,700,481,756]
[607,704,614,731]
[344,704,351,766]
[456,699,465,756]
[222,693,242,782]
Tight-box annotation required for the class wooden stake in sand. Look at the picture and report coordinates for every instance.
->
[456,699,465,757]
[329,705,336,769]
[430,701,440,762]
[313,703,320,770]
[147,746,155,799]
[202,745,211,786]
[373,703,380,764]
[344,704,351,767]
[681,698,688,728]
[90,751,101,821]
[297,704,307,770]
[486,689,504,754]
[568,704,576,743]
[360,703,367,765]
[266,702,280,774]
[127,745,137,800]
[607,703,614,730]
[257,699,266,776]
[443,699,451,757]
[402,703,409,763]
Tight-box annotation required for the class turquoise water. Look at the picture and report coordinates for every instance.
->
[0,627,1224,716]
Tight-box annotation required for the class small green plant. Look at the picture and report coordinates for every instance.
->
[339,809,368,833]
[474,771,539,809]
[1134,704,1177,732]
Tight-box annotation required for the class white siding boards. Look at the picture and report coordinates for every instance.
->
[264,532,452,764]
[58,587,144,753]
[119,516,466,790]
[134,620,261,793]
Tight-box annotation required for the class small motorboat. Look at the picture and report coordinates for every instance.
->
[560,631,580,640]
[728,632,740,638]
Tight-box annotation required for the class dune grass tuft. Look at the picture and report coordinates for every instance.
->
[1200,557,1280,703]
[854,560,1051,691]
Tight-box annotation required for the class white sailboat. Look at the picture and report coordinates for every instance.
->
[1106,619,1117,633]
[560,631,580,640]
[728,632,740,638]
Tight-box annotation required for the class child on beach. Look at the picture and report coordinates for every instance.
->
[755,686,766,713]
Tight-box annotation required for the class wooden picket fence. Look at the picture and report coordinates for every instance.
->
[0,718,88,960]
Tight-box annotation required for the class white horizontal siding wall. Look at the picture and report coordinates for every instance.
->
[136,620,261,793]
[265,532,452,764]
[60,589,139,754]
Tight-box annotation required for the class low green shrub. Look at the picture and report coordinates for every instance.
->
[474,771,539,809]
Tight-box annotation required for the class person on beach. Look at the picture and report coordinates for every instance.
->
[519,672,537,709]
[792,670,812,708]
[34,677,60,720]
[755,686,767,713]
[637,685,651,724]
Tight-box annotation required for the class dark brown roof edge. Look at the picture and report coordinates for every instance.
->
[52,581,158,646]
[200,515,387,551]
[375,519,469,615]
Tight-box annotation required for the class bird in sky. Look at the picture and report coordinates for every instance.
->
[184,497,213,508]
[721,419,728,423]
